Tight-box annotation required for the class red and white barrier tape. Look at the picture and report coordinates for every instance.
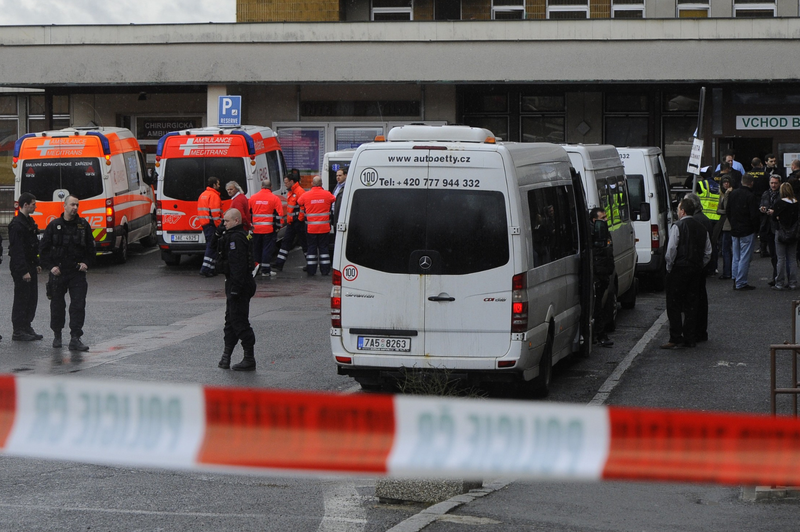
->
[0,374,798,485]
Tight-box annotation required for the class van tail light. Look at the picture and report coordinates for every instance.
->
[511,273,528,333]
[105,199,114,224]
[650,224,660,249]
[105,154,111,166]
[331,269,342,328]
[156,200,162,230]
[12,157,18,168]
[13,201,19,217]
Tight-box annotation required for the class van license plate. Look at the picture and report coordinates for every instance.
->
[357,336,411,352]
[171,234,199,242]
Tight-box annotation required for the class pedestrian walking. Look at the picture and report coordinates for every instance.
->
[39,195,95,351]
[198,176,222,277]
[771,183,799,290]
[214,208,257,371]
[760,175,781,283]
[8,193,43,341]
[726,173,760,290]
[590,207,615,347]
[273,171,307,272]
[298,176,335,276]
[662,198,711,350]
[248,179,284,277]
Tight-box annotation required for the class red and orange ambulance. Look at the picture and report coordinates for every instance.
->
[13,127,156,263]
[154,125,286,265]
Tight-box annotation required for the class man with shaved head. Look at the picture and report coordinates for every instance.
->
[213,208,257,371]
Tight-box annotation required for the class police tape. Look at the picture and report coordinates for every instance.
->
[0,373,799,486]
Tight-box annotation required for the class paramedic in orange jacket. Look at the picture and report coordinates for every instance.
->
[273,170,307,271]
[298,176,336,276]
[248,179,284,277]
[198,177,222,277]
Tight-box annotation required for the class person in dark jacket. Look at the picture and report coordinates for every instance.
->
[214,208,258,371]
[726,173,760,290]
[39,195,95,351]
[685,194,712,343]
[760,176,781,282]
[771,183,799,290]
[8,193,43,341]
[661,198,711,350]
[590,207,615,348]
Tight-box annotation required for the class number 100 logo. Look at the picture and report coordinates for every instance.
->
[360,168,378,187]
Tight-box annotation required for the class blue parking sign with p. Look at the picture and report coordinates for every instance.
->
[218,96,241,126]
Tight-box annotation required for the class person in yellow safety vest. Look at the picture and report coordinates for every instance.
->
[198,176,222,277]
[696,179,721,222]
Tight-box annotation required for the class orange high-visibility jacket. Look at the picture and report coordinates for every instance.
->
[286,182,306,224]
[248,189,284,234]
[298,186,336,234]
[197,187,222,227]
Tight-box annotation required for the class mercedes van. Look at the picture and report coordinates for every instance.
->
[330,125,593,396]
[617,147,673,289]
[564,145,638,320]
[13,127,155,263]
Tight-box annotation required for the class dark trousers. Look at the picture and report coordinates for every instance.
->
[223,294,255,349]
[306,233,331,276]
[252,232,276,274]
[200,224,217,274]
[275,222,306,267]
[696,274,708,341]
[12,270,38,333]
[50,272,88,338]
[666,268,701,344]
[593,277,611,338]
[765,230,778,280]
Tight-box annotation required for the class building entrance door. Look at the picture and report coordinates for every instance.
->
[719,137,773,174]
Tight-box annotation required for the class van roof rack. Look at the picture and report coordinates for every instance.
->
[387,125,496,143]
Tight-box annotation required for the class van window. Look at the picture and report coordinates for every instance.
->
[124,152,140,191]
[346,189,509,275]
[21,158,104,200]
[163,158,247,201]
[266,151,282,191]
[527,185,579,267]
[626,175,645,216]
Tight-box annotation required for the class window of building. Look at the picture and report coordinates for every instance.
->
[462,93,510,140]
[612,0,644,18]
[0,96,19,186]
[372,0,413,20]
[676,0,709,17]
[28,95,70,133]
[492,0,525,19]
[604,93,649,147]
[521,95,565,143]
[733,0,776,18]
[435,0,461,20]
[547,0,588,19]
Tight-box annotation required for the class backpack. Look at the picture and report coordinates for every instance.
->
[777,217,800,245]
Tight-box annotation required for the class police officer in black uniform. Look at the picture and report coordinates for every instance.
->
[214,208,257,371]
[590,207,615,348]
[8,192,43,341]
[39,195,94,351]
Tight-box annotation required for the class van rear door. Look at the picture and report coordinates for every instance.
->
[340,147,513,361]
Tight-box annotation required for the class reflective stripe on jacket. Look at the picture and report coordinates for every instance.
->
[248,189,284,234]
[298,186,336,234]
[697,180,721,221]
[197,187,222,226]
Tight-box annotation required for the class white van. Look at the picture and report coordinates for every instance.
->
[563,145,638,319]
[322,148,355,192]
[617,147,673,289]
[330,125,593,396]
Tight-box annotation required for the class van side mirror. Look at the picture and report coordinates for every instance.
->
[637,202,651,222]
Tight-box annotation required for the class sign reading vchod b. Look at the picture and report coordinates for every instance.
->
[737,116,800,130]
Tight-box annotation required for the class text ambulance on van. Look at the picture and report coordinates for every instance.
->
[154,126,286,266]
[13,127,156,263]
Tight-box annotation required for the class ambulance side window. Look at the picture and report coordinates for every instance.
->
[124,152,140,192]
[266,151,281,192]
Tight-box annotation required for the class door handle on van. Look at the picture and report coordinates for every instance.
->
[428,293,455,302]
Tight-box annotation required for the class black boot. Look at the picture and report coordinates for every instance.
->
[231,346,256,372]
[218,346,233,369]
[52,331,62,348]
[69,336,89,352]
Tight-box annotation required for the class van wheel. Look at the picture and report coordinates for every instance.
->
[114,234,128,264]
[141,219,158,247]
[620,278,638,310]
[161,250,181,266]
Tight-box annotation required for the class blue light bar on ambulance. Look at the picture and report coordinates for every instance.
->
[85,131,111,156]
[230,130,256,157]
[155,131,181,157]
[13,133,37,158]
